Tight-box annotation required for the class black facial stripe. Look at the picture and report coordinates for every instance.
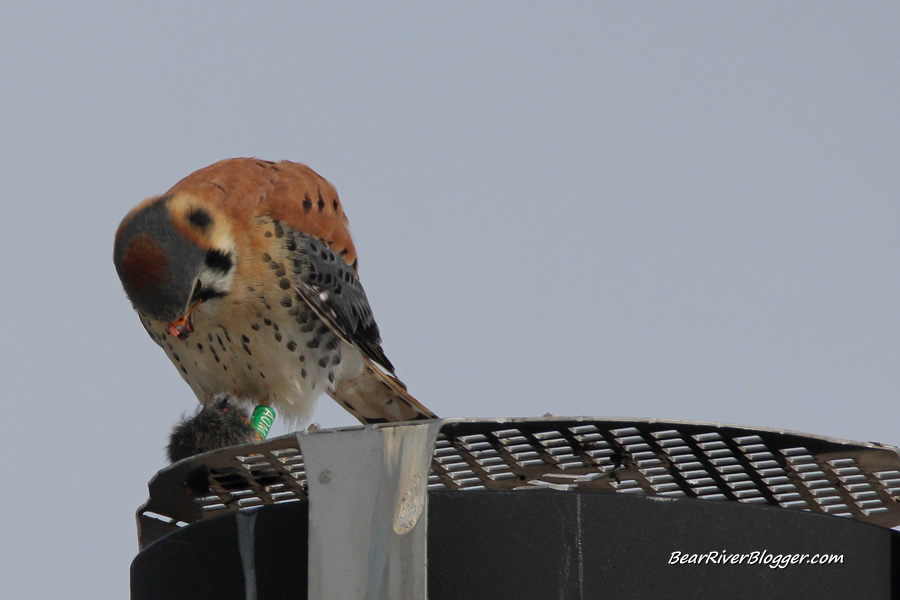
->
[205,250,233,273]
[193,287,228,303]
[187,208,212,232]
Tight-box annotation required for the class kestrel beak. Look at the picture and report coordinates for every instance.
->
[167,299,201,340]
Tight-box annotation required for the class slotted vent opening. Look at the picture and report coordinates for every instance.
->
[137,418,900,548]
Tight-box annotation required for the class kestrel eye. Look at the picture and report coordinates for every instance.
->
[191,279,203,300]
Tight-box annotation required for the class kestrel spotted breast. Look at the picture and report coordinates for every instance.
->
[114,158,436,426]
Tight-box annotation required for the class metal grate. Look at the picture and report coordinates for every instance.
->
[137,418,900,547]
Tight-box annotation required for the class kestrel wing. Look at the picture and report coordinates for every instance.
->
[286,226,438,423]
[286,228,394,373]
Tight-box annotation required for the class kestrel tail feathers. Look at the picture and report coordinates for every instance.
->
[330,362,437,423]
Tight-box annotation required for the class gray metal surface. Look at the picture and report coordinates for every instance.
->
[302,421,441,600]
[137,417,900,550]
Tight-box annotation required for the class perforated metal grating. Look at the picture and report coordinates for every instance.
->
[137,418,900,548]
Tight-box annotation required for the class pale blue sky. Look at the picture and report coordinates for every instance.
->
[1,3,898,598]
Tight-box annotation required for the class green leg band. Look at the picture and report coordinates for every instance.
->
[250,405,276,439]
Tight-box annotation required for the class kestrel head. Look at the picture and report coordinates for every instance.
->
[113,193,236,338]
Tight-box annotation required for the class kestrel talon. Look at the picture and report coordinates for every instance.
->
[114,158,436,427]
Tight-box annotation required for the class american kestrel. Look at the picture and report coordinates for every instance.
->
[114,158,437,432]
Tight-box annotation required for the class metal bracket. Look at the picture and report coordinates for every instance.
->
[300,420,443,599]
